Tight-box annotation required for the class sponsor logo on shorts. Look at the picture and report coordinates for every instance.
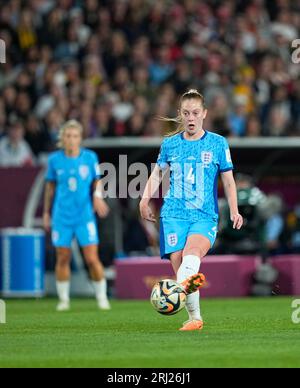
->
[208,226,218,239]
[87,222,97,241]
[167,233,178,247]
[52,231,59,243]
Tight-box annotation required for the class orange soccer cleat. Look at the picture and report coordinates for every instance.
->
[181,273,206,295]
[179,320,204,331]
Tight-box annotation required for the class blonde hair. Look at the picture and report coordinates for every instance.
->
[159,89,206,137]
[57,120,83,149]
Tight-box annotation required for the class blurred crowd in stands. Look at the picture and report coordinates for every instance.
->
[0,0,300,165]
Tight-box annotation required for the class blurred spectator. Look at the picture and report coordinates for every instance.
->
[149,46,175,86]
[266,86,292,136]
[92,103,116,137]
[44,108,64,147]
[263,195,285,256]
[207,94,230,130]
[17,8,38,52]
[233,66,256,115]
[229,97,248,137]
[103,31,129,78]
[0,121,35,167]
[112,87,134,132]
[24,114,51,155]
[171,59,193,94]
[125,113,145,137]
[245,114,263,137]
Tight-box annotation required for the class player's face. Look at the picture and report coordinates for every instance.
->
[63,127,82,153]
[180,99,207,136]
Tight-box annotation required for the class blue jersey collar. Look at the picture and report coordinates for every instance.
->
[63,148,83,159]
[181,130,207,142]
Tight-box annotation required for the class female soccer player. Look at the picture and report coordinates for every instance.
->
[43,120,111,312]
[140,90,243,331]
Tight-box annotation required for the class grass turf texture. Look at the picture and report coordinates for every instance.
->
[0,297,299,368]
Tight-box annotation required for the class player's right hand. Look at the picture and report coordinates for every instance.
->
[43,213,51,232]
[139,200,156,223]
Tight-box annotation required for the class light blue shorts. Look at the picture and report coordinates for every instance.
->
[160,218,218,260]
[52,217,100,248]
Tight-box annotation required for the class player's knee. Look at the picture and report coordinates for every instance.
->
[84,255,99,267]
[57,252,71,267]
[184,240,211,258]
[183,247,202,258]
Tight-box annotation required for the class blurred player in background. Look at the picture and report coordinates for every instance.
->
[43,120,111,312]
[140,90,243,331]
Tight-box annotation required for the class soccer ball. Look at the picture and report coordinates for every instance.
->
[150,279,187,316]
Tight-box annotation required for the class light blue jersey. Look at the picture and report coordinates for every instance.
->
[46,148,101,226]
[157,131,233,259]
[157,131,233,223]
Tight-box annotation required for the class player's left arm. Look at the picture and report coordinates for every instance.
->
[221,171,243,230]
[91,152,110,219]
[93,179,110,219]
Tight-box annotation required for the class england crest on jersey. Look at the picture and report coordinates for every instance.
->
[79,165,90,180]
[201,151,213,166]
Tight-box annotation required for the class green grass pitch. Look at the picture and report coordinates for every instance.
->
[0,297,299,368]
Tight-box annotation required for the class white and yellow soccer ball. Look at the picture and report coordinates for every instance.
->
[150,279,187,315]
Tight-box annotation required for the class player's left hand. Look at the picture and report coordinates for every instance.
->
[94,198,110,219]
[231,213,243,230]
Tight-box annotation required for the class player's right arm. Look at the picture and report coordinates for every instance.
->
[43,154,57,232]
[43,181,56,232]
[140,165,163,222]
[140,141,169,222]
